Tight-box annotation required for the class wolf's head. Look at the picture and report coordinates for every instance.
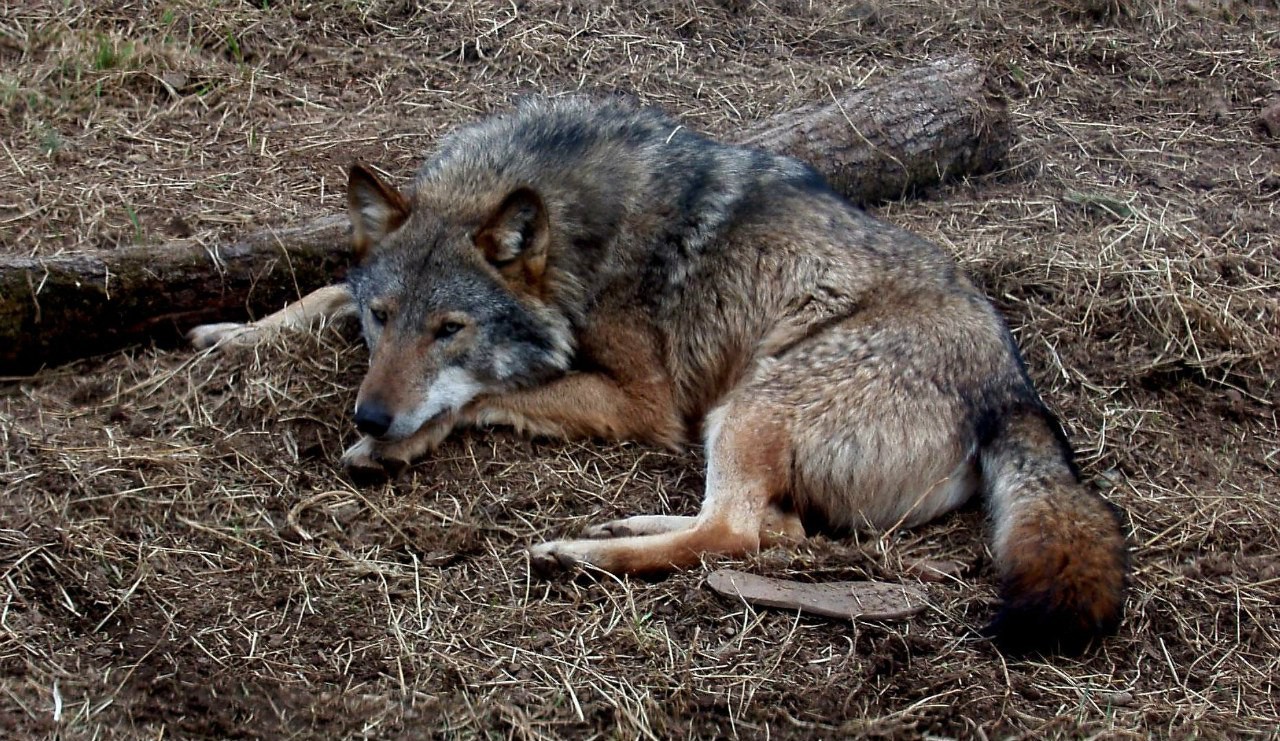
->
[344,164,573,441]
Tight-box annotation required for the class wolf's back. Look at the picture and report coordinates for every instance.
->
[413,96,825,256]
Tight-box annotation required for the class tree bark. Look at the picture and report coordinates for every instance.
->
[0,56,1011,374]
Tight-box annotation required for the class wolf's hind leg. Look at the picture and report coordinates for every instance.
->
[583,506,803,545]
[188,284,356,349]
[581,516,697,539]
[529,399,800,575]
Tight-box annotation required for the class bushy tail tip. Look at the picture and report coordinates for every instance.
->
[985,499,1129,655]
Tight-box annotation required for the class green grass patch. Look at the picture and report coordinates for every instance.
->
[225,29,244,64]
[93,35,135,71]
[124,204,144,244]
[39,124,63,155]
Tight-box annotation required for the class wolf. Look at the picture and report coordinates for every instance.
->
[189,95,1129,653]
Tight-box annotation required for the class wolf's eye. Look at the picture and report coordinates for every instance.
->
[437,321,464,339]
[370,307,389,325]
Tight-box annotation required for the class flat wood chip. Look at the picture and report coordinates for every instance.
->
[705,569,928,622]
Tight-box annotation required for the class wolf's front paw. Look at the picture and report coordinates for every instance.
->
[527,541,593,578]
[187,322,261,350]
[340,436,411,485]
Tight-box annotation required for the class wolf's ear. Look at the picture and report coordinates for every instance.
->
[474,188,549,285]
[348,164,410,262]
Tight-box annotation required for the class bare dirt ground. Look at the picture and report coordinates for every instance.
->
[2,0,1278,738]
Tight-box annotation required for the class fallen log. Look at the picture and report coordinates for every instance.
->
[0,56,1012,374]
[737,57,1013,203]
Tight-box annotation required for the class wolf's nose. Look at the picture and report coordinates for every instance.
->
[354,402,393,438]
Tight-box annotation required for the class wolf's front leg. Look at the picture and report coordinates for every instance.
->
[188,284,355,349]
[465,311,686,447]
[340,414,457,482]
[339,365,683,483]
[471,370,685,449]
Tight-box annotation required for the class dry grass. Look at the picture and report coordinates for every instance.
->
[2,0,1279,738]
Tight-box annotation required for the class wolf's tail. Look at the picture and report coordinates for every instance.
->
[978,402,1128,654]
